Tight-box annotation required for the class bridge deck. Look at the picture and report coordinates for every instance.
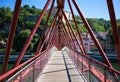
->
[36,50,86,82]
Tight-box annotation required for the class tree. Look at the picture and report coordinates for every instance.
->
[13,29,31,52]
[0,31,8,40]
[20,7,31,15]
[32,5,36,9]
[13,29,40,53]
[0,7,12,23]
[23,5,30,11]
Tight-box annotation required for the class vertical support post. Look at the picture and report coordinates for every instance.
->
[89,59,91,82]
[72,0,112,67]
[2,0,22,75]
[14,0,51,67]
[106,0,120,66]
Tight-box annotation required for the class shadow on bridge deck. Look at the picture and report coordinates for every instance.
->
[36,50,86,82]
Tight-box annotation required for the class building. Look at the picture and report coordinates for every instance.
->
[47,6,73,22]
[75,33,91,52]
[62,11,73,22]
[106,34,115,52]
[81,33,90,52]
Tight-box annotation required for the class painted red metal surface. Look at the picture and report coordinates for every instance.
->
[0,47,52,81]
[67,48,120,82]
[36,0,55,53]
[14,0,51,67]
[62,10,85,55]
[57,0,65,9]
[2,0,22,75]
[39,11,59,52]
[62,21,77,50]
[68,0,87,55]
[46,24,58,48]
[72,0,112,67]
[1,0,120,81]
[107,0,120,66]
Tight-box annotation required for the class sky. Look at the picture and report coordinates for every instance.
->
[0,0,120,20]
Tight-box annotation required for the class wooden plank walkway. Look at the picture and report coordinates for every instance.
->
[36,50,86,82]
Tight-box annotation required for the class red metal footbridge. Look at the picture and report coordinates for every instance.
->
[0,0,120,82]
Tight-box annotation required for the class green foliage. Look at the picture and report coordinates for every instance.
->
[0,31,8,40]
[107,27,113,36]
[92,23,105,32]
[13,29,40,52]
[78,25,88,32]
[0,7,12,23]
[70,20,87,33]
[13,29,31,52]
[87,18,110,32]
[1,5,120,53]
[26,21,35,28]
[20,7,31,15]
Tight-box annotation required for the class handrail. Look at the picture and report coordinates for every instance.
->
[70,48,120,75]
[65,47,120,82]
[75,51,120,75]
[88,55,120,75]
[0,46,53,81]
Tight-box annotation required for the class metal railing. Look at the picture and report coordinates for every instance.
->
[65,47,120,82]
[5,47,56,82]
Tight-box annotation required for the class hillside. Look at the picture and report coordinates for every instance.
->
[0,5,120,52]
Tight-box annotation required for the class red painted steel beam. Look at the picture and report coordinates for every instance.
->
[14,0,51,67]
[63,24,75,49]
[36,0,55,53]
[61,25,72,48]
[2,0,22,75]
[52,26,59,47]
[62,25,71,48]
[46,20,60,48]
[58,23,61,50]
[106,0,120,66]
[72,0,112,67]
[63,22,77,50]
[62,21,77,50]
[59,20,71,48]
[68,0,87,55]
[63,18,79,51]
[61,27,71,47]
[56,19,63,49]
[0,47,52,81]
[57,0,65,9]
[46,27,56,48]
[39,11,59,52]
[58,20,67,48]
[62,10,85,55]
[47,25,58,48]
